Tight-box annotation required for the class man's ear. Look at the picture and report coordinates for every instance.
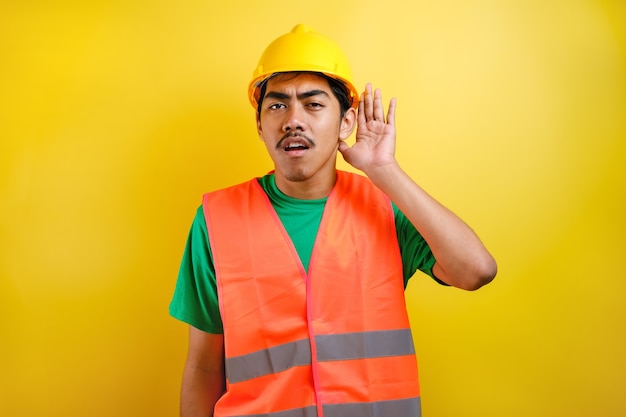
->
[339,107,357,141]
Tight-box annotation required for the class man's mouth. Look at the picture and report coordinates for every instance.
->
[277,135,314,152]
[284,142,310,152]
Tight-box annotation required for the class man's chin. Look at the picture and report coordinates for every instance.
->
[284,171,309,183]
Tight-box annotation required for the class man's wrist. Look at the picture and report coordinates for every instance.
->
[364,161,404,188]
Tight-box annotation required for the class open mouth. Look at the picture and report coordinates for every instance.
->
[278,136,313,153]
[284,142,310,152]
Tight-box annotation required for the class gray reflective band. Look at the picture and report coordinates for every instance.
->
[226,329,415,383]
[230,398,421,417]
[231,405,317,417]
[324,397,421,417]
[316,329,415,361]
[226,338,312,383]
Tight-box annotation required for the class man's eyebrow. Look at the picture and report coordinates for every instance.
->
[298,89,330,100]
[264,89,331,101]
[264,91,290,100]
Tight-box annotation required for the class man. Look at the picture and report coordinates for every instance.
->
[170,24,496,417]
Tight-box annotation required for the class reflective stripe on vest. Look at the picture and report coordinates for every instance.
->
[204,171,421,417]
[227,329,415,383]
[223,398,421,417]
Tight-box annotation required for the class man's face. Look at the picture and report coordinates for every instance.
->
[257,73,355,187]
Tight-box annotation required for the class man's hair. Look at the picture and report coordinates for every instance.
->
[256,72,352,118]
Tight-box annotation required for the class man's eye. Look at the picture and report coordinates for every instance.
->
[268,103,285,110]
[307,102,323,108]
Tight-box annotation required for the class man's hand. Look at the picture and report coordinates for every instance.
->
[338,83,397,174]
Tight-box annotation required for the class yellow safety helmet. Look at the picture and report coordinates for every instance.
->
[248,24,359,110]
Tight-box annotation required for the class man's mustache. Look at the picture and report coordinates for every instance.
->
[276,132,316,150]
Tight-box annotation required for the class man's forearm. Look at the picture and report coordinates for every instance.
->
[366,162,497,290]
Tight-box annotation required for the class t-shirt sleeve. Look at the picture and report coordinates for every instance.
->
[169,206,224,334]
[393,203,449,288]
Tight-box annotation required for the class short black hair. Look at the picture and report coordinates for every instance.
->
[256,72,352,117]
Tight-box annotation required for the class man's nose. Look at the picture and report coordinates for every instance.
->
[282,105,305,132]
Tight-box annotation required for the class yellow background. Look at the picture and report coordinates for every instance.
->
[1,1,624,416]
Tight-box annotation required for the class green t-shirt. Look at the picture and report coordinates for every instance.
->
[169,174,440,334]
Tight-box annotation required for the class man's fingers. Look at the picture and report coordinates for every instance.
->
[359,83,395,127]
[358,92,366,125]
[373,88,384,122]
[363,83,374,121]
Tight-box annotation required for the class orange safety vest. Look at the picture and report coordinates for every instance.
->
[203,171,421,417]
